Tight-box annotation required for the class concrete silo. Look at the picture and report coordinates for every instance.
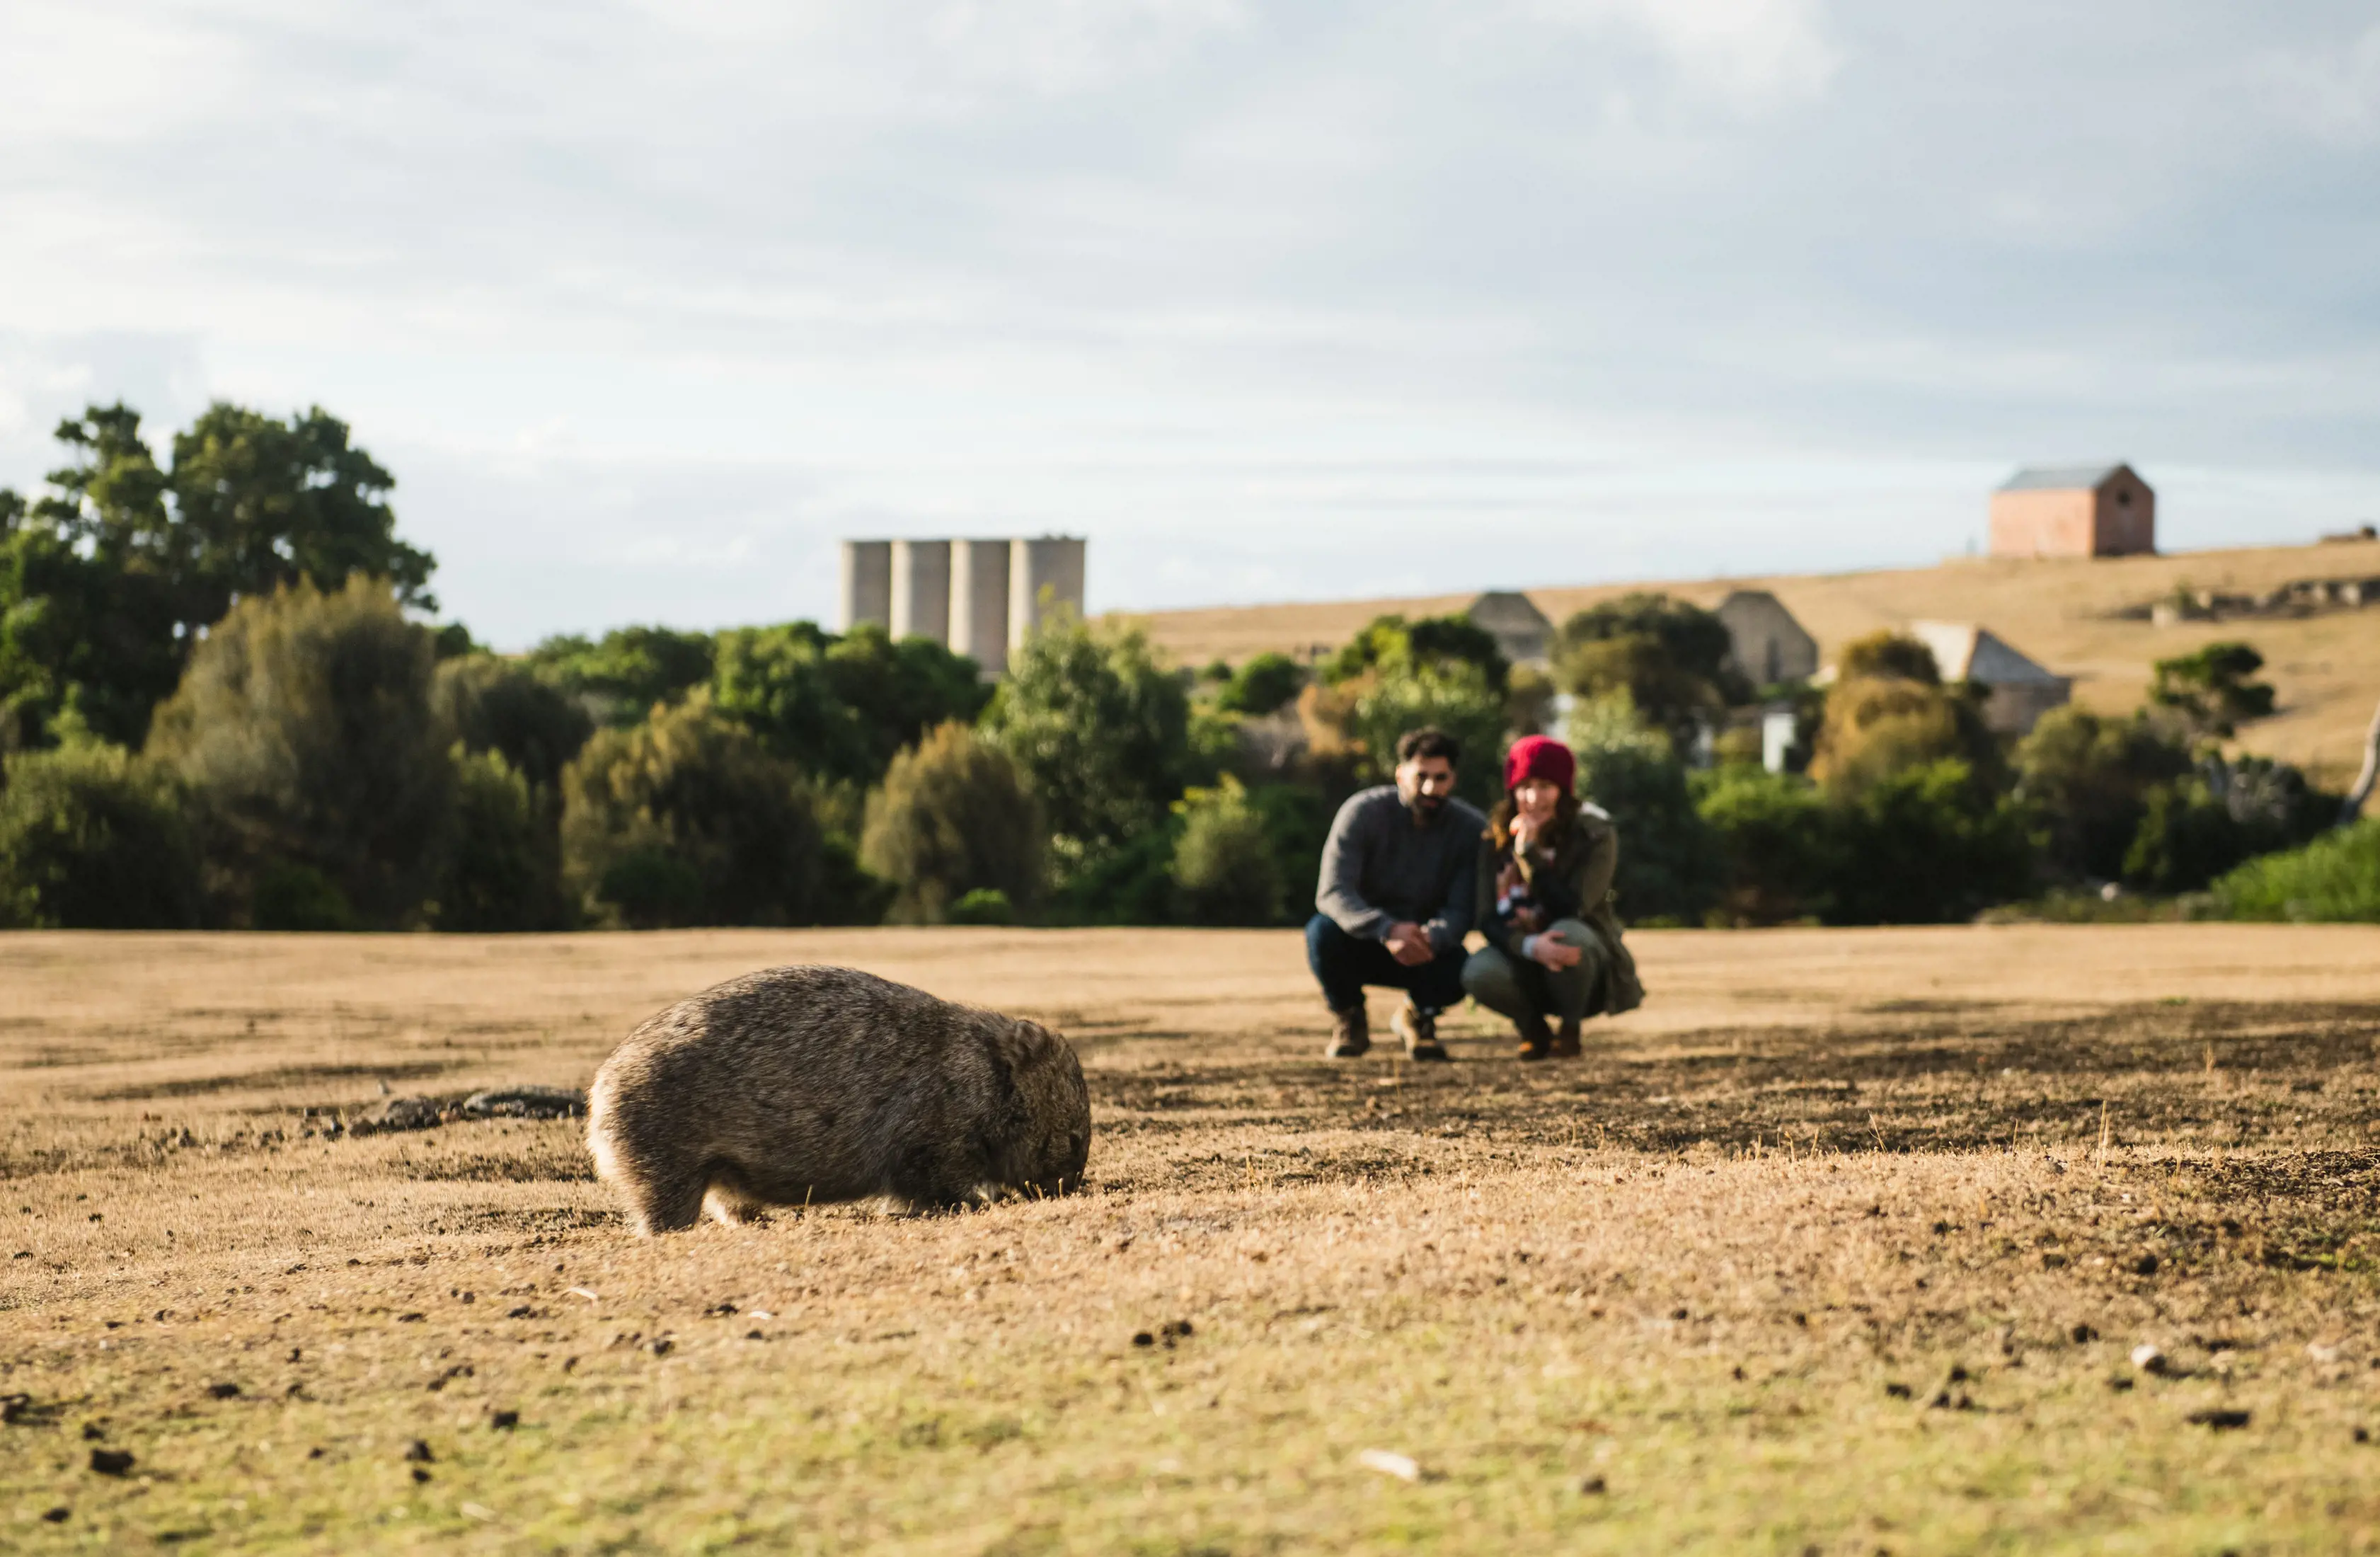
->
[1007,536,1086,650]
[948,539,1011,676]
[839,540,891,632]
[889,539,952,645]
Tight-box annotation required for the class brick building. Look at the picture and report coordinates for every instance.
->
[1989,464,2155,558]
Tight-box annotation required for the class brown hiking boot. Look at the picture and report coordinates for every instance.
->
[1323,1005,1370,1059]
[1551,1018,1582,1059]
[1514,1012,1554,1062]
[1393,1002,1449,1062]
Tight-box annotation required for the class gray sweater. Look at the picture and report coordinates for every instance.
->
[1315,786,1486,953]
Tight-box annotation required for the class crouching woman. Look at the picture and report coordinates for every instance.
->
[1461,735,1644,1060]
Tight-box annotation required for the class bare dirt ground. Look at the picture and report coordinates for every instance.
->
[6,924,2380,1553]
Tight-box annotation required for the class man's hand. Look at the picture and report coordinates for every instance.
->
[1384,921,1435,966]
[1529,929,1583,970]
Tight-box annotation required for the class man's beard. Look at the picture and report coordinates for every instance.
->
[1408,791,1447,820]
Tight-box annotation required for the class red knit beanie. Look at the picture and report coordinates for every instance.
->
[1503,735,1575,795]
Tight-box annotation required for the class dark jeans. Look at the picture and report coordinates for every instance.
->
[1305,914,1467,1015]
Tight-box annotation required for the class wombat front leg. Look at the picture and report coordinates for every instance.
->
[702,1163,769,1227]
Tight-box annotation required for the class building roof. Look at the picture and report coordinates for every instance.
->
[1466,590,1551,631]
[1997,463,2134,493]
[1908,621,2062,685]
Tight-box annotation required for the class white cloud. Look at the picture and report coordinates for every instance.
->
[1522,0,1838,109]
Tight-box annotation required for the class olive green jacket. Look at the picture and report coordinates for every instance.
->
[1473,804,1645,1016]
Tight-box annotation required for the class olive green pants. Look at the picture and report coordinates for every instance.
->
[1461,918,1607,1025]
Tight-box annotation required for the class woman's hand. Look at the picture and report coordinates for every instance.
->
[1495,861,1523,900]
[1528,929,1583,970]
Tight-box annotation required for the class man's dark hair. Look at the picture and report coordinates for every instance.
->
[1395,726,1461,765]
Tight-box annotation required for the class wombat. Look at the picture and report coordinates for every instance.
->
[586,965,1091,1236]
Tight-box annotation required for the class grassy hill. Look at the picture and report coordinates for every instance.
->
[1116,538,2380,783]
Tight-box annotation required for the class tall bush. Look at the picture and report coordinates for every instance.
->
[560,699,824,928]
[1827,759,2037,924]
[2013,707,2191,882]
[1692,766,1839,925]
[1350,661,1508,806]
[433,654,594,793]
[0,735,201,929]
[858,722,1042,924]
[983,616,1190,857]
[1171,776,1284,926]
[146,576,453,929]
[1568,694,1720,924]
[437,748,573,932]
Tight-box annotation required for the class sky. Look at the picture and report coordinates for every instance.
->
[4,1,2378,648]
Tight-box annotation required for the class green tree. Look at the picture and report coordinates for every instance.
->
[1216,652,1306,716]
[711,621,989,786]
[529,626,718,728]
[1349,660,1509,806]
[858,722,1042,924]
[166,403,434,626]
[560,699,825,929]
[1,402,435,752]
[1568,693,1721,924]
[1171,776,1284,926]
[147,577,454,929]
[2151,641,2276,741]
[1553,593,1747,752]
[983,615,1190,858]
[433,655,594,793]
[1321,614,1508,692]
[0,732,201,929]
[2013,707,2192,881]
[435,748,573,932]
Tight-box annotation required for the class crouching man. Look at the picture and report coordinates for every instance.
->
[1307,727,1485,1061]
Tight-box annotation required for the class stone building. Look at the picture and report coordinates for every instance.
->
[1989,464,2156,558]
[1466,591,1553,668]
[1908,621,2072,735]
[1714,590,1818,687]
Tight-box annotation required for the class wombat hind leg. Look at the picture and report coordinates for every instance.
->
[620,1171,709,1237]
[702,1164,770,1227]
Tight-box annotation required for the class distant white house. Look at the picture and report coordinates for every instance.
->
[1908,621,2072,735]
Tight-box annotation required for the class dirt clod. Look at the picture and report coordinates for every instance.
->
[88,1448,134,1476]
[490,1409,519,1430]
[207,1381,241,1399]
[403,1439,434,1463]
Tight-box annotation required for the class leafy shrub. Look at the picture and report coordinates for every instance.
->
[560,700,824,928]
[858,722,1042,924]
[251,861,356,932]
[1321,614,1508,692]
[0,737,201,929]
[435,748,573,932]
[146,576,454,929]
[1827,759,2037,924]
[2213,820,2380,922]
[1692,766,1839,925]
[1171,777,1284,926]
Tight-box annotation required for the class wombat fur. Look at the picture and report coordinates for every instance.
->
[587,965,1091,1236]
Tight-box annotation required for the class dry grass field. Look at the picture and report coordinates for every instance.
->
[1119,538,2380,783]
[8,924,2380,1553]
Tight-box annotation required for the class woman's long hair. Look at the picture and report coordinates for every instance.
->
[1487,786,1580,852]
